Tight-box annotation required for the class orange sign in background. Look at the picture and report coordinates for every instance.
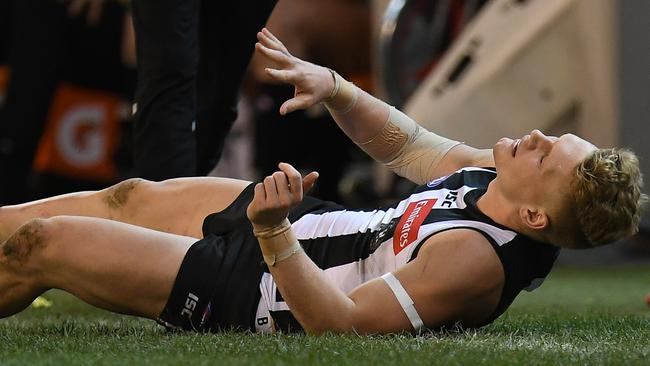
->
[33,83,122,181]
[0,66,123,183]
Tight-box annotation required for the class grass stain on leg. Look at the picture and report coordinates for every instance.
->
[103,179,141,210]
[2,220,46,263]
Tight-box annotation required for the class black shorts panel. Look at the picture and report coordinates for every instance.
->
[161,183,345,332]
[157,235,226,331]
[201,182,345,236]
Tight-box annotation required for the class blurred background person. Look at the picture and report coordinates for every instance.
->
[0,0,135,204]
[245,0,372,203]
[130,0,276,180]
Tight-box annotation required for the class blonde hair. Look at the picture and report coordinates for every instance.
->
[567,148,648,248]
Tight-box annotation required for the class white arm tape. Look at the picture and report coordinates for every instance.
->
[381,272,425,334]
[357,107,461,185]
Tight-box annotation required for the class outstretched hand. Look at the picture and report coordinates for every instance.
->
[255,28,335,115]
[247,163,319,230]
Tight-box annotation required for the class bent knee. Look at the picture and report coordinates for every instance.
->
[2,218,50,263]
[103,178,149,210]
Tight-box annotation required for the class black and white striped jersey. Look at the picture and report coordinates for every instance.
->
[259,167,560,331]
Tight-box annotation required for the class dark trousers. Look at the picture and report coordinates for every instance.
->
[131,0,276,180]
[253,85,356,203]
[0,0,63,204]
[0,0,130,204]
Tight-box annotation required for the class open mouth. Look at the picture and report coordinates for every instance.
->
[512,139,520,157]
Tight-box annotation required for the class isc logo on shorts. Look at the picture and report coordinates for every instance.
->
[181,293,199,318]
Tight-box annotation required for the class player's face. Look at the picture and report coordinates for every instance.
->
[492,130,597,207]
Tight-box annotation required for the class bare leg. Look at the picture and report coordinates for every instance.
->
[0,215,196,319]
[0,176,251,241]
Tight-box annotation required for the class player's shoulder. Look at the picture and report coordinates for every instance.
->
[420,228,497,259]
[411,228,504,325]
[418,228,503,290]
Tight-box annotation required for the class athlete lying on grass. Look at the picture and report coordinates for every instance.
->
[0,29,645,335]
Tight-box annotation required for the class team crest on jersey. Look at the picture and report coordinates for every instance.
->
[393,199,436,254]
[426,175,449,188]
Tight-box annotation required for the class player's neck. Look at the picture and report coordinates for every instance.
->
[476,181,528,235]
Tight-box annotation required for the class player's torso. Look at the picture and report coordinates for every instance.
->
[256,167,559,332]
[276,167,515,294]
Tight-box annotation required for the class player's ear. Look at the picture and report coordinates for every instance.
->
[519,206,549,231]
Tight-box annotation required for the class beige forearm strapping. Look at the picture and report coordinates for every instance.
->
[357,107,461,185]
[254,219,303,267]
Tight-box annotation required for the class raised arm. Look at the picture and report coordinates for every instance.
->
[255,28,494,183]
[246,163,504,335]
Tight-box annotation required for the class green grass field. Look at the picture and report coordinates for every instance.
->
[1,266,648,365]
